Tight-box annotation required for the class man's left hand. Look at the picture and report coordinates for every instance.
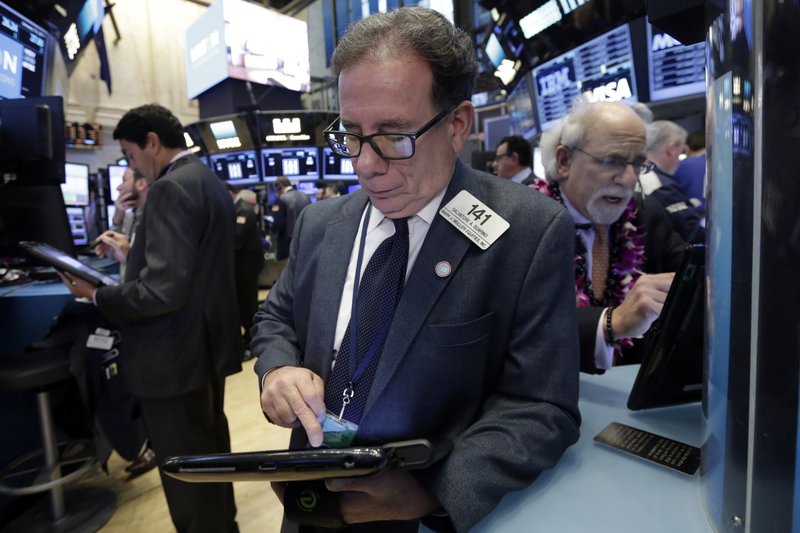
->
[325,468,440,523]
[57,272,97,301]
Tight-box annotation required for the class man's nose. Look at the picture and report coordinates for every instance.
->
[353,141,388,178]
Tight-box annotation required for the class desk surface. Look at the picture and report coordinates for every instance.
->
[472,365,713,532]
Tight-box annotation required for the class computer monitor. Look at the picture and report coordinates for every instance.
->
[0,1,50,99]
[260,146,319,182]
[321,146,357,181]
[61,162,90,206]
[0,96,65,186]
[627,244,705,410]
[106,164,127,203]
[295,181,317,199]
[0,184,76,261]
[65,206,89,246]
[209,150,260,186]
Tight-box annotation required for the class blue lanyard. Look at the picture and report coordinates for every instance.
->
[345,203,393,389]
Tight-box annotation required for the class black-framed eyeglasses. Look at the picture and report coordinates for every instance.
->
[493,152,513,162]
[322,109,450,160]
[573,148,654,175]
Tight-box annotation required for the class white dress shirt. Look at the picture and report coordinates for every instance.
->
[332,188,447,353]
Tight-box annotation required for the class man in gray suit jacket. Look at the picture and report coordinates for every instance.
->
[251,8,580,532]
[61,104,241,533]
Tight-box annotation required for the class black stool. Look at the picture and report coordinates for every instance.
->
[0,344,116,532]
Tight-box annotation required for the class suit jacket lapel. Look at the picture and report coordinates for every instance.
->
[363,162,482,416]
[305,194,368,381]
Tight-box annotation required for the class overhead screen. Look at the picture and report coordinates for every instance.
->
[185,0,310,99]
[0,1,50,99]
[261,147,318,182]
[505,71,538,141]
[321,146,357,181]
[646,22,706,102]
[532,23,638,132]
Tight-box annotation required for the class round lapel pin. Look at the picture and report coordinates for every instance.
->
[435,261,452,278]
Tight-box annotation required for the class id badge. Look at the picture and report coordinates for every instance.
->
[321,411,358,448]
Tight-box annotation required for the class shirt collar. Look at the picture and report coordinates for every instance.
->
[366,187,447,234]
[562,193,592,226]
[510,167,532,183]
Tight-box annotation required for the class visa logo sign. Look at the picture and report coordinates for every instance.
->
[583,77,633,103]
[0,33,23,99]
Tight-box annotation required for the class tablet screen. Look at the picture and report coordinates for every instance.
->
[19,241,119,287]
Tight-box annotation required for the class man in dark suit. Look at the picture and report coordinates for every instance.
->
[272,175,310,269]
[492,134,536,184]
[60,104,241,533]
[534,101,687,374]
[251,8,580,532]
[233,189,265,359]
[639,120,705,244]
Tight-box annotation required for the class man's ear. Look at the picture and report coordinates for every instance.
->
[555,145,572,181]
[450,101,474,154]
[145,131,161,151]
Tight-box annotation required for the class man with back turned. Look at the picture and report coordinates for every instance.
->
[250,7,580,532]
[59,104,241,533]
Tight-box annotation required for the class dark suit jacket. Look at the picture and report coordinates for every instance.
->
[96,155,242,398]
[252,161,581,532]
[234,199,265,280]
[577,195,687,373]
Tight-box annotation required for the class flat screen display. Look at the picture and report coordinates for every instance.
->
[484,33,506,69]
[196,114,256,154]
[223,0,310,93]
[107,164,127,203]
[261,147,319,182]
[0,1,50,99]
[506,71,538,141]
[646,22,705,102]
[321,146,357,181]
[65,205,88,246]
[185,0,310,98]
[210,150,260,186]
[61,162,90,206]
[185,0,227,99]
[532,23,638,132]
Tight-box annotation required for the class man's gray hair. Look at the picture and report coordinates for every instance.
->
[331,7,477,113]
[539,103,597,183]
[236,189,257,205]
[646,120,688,152]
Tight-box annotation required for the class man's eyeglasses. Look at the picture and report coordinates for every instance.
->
[322,110,450,160]
[493,153,512,162]
[573,148,654,175]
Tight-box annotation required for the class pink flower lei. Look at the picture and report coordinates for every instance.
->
[530,178,646,311]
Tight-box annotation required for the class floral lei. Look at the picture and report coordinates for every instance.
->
[530,179,646,339]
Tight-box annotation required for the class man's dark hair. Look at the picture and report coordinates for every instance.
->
[113,104,186,150]
[498,135,533,168]
[686,131,705,151]
[331,7,477,113]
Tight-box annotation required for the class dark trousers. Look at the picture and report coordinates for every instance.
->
[140,376,237,533]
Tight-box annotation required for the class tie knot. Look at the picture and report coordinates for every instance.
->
[392,217,409,237]
[593,224,608,241]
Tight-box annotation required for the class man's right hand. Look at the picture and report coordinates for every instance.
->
[612,272,675,339]
[95,231,131,264]
[112,191,136,226]
[261,367,326,447]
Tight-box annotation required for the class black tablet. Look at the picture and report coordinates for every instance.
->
[162,439,437,483]
[19,241,119,287]
[627,244,705,410]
